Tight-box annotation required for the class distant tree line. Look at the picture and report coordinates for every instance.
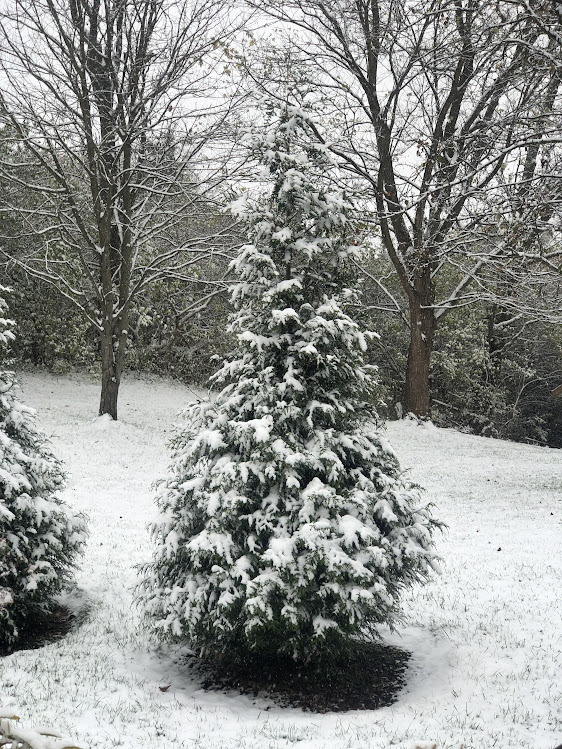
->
[0,0,561,443]
[4,244,562,446]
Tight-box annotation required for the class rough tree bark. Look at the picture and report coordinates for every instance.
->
[404,301,437,418]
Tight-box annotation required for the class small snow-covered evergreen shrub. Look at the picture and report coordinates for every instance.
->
[0,287,87,652]
[140,107,441,662]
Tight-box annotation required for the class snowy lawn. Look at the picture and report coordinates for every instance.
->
[1,371,561,749]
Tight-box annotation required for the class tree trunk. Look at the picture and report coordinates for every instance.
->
[403,303,436,417]
[99,318,121,419]
[99,365,119,419]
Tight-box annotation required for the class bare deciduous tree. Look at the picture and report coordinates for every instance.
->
[0,0,245,417]
[249,0,562,416]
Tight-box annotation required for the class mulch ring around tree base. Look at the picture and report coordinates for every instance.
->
[0,604,78,656]
[187,641,411,712]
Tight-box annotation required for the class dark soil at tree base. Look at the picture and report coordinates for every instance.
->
[0,604,77,656]
[187,641,411,712]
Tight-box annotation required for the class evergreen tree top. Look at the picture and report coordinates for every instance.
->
[209,103,378,434]
[231,104,353,264]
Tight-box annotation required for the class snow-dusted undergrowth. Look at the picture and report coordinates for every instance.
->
[1,371,560,749]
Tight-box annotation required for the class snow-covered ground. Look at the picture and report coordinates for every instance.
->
[1,371,561,749]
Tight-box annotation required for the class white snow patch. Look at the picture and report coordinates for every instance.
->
[246,416,273,442]
[91,413,119,430]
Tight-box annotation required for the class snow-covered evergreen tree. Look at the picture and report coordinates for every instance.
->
[140,106,440,662]
[0,286,87,651]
